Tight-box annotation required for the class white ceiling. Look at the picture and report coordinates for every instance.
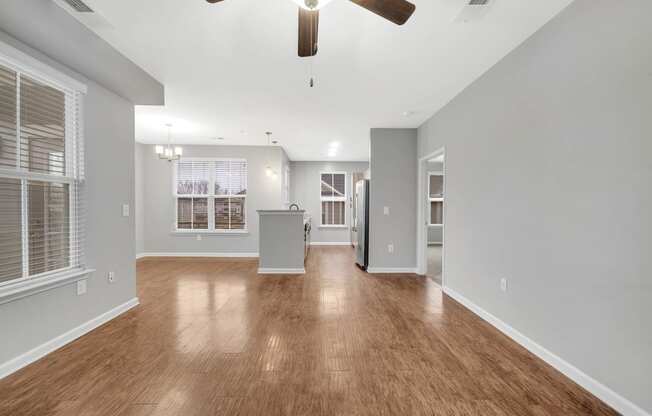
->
[62,0,572,161]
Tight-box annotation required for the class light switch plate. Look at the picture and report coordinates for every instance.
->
[122,204,130,217]
[383,206,390,216]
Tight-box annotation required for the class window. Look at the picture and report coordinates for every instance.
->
[175,159,247,231]
[429,173,443,226]
[320,172,346,227]
[0,60,85,285]
[283,165,290,205]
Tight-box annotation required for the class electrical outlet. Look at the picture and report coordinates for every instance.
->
[383,206,390,216]
[108,271,116,284]
[500,278,508,292]
[196,234,202,241]
[77,279,87,295]
[388,243,394,254]
[122,204,130,217]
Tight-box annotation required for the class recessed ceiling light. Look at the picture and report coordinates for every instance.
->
[402,111,415,117]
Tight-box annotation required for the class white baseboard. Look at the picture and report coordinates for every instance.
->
[443,286,649,416]
[138,252,259,258]
[367,267,418,274]
[0,297,139,380]
[310,242,351,246]
[258,268,305,274]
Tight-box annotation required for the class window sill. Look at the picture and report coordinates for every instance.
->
[0,268,95,306]
[170,230,250,236]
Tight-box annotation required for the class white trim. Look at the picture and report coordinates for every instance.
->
[0,40,87,94]
[442,286,650,416]
[138,252,259,258]
[258,268,305,274]
[136,253,147,260]
[366,267,418,274]
[310,242,351,246]
[0,297,138,380]
[0,268,95,305]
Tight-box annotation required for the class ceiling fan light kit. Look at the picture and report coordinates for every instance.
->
[206,0,416,57]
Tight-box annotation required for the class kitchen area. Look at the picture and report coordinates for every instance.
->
[258,162,369,274]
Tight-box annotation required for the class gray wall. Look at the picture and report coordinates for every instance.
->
[417,0,651,412]
[290,161,369,244]
[140,144,285,255]
[0,30,153,364]
[135,143,145,255]
[0,0,163,105]
[369,129,417,270]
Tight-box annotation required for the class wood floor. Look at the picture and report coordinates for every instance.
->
[0,247,615,416]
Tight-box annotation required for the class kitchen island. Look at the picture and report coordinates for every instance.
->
[257,210,310,274]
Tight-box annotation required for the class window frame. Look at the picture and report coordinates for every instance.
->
[172,157,248,234]
[428,171,444,227]
[0,44,91,300]
[319,171,347,228]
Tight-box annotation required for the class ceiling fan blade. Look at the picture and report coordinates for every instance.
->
[205,0,224,3]
[298,8,319,57]
[349,0,415,25]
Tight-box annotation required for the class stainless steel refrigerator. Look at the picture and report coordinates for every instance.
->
[354,179,370,270]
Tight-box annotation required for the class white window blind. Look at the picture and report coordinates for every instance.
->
[0,61,85,285]
[174,159,247,231]
[320,172,346,226]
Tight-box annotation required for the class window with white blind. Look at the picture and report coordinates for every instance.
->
[175,159,247,232]
[0,57,85,288]
[320,172,346,227]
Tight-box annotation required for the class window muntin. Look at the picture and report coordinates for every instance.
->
[320,172,346,227]
[0,60,84,286]
[174,159,247,232]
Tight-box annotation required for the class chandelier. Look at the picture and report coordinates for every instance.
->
[155,124,183,162]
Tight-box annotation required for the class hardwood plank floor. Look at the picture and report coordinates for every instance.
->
[0,247,616,415]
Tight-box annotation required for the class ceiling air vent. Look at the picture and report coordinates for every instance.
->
[61,0,93,12]
[455,0,492,22]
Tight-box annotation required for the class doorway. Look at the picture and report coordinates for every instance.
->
[417,148,445,285]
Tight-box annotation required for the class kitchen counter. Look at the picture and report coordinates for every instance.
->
[257,210,310,274]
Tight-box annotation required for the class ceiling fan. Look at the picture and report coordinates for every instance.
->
[205,0,416,57]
